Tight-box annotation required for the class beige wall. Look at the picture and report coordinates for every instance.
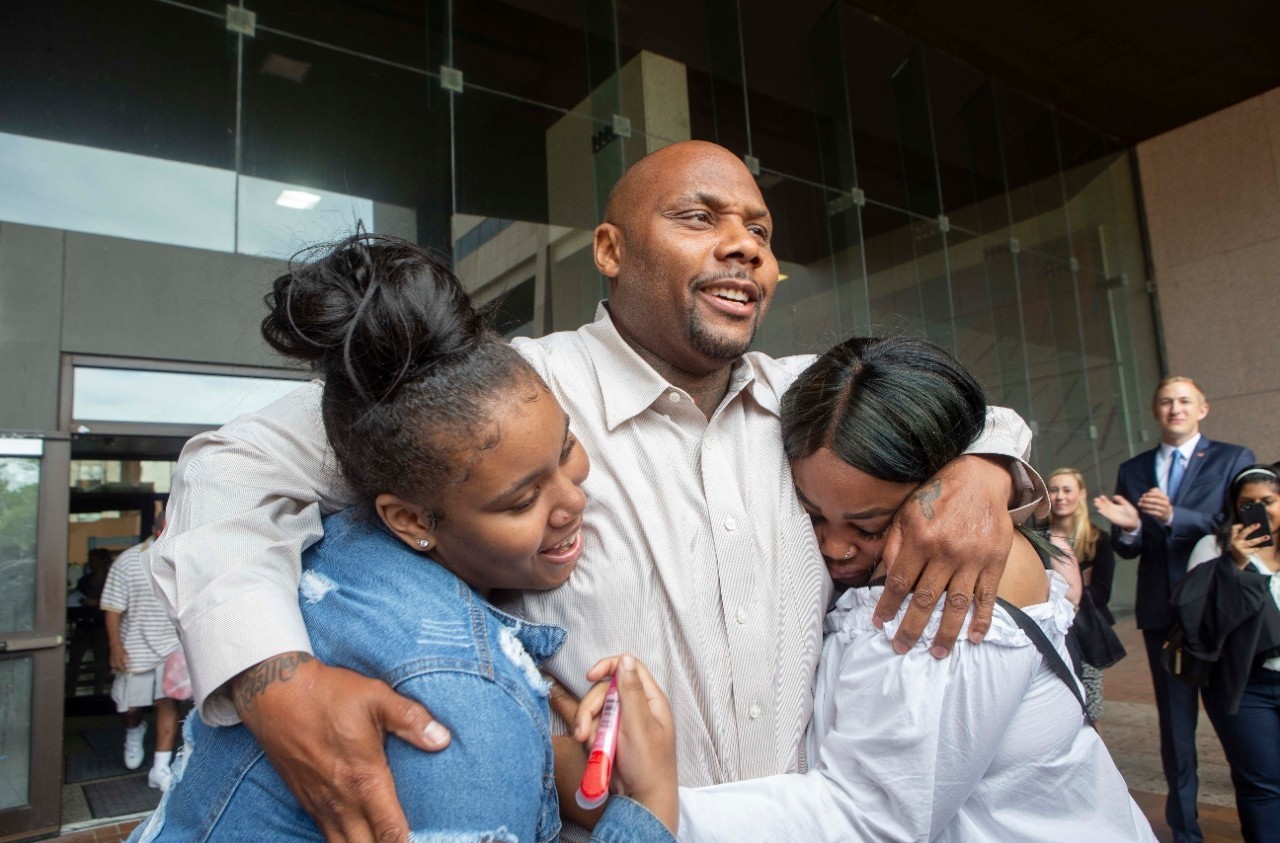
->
[1137,87,1280,460]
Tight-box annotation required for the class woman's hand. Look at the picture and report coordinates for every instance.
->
[1228,522,1268,568]
[875,455,1014,657]
[1047,534,1083,607]
[232,653,451,843]
[546,677,608,832]
[575,655,679,834]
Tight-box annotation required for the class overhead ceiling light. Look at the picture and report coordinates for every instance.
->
[261,52,311,84]
[276,189,321,209]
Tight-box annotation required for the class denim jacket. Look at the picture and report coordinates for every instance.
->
[131,508,674,843]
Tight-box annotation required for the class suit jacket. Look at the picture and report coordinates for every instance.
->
[1112,437,1255,629]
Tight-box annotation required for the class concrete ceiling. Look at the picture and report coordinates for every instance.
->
[839,0,1280,142]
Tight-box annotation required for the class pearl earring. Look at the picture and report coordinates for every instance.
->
[417,539,431,550]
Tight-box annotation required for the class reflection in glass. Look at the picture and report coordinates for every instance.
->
[842,14,942,217]
[752,179,848,356]
[236,176,375,260]
[0,657,33,810]
[0,132,235,252]
[72,368,303,426]
[0,458,39,635]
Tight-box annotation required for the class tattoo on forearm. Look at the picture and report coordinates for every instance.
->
[911,480,942,521]
[233,652,314,713]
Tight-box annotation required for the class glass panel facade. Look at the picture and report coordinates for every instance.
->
[0,458,39,635]
[0,656,34,810]
[0,0,1164,527]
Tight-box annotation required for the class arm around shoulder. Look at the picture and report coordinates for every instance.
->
[967,406,1046,517]
[147,382,344,723]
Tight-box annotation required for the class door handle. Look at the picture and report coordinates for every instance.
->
[0,635,64,652]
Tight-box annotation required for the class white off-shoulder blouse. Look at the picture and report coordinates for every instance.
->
[678,572,1155,842]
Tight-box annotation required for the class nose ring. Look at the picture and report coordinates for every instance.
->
[843,546,854,560]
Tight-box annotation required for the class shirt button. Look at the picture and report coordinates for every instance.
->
[736,607,748,625]
[704,435,716,449]
[748,701,762,720]
[724,517,737,532]
[668,392,681,403]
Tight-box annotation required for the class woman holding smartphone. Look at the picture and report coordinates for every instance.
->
[1180,464,1280,843]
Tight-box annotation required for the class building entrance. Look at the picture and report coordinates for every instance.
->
[59,435,187,832]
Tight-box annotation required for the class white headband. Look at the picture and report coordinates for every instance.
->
[1235,467,1279,484]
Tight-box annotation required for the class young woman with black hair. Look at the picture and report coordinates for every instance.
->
[571,336,1153,841]
[129,234,678,843]
[1179,464,1280,842]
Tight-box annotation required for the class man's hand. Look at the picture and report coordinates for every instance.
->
[1094,493,1140,530]
[874,455,1014,657]
[1137,487,1174,525]
[233,653,451,843]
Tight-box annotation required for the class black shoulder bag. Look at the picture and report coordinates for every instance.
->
[996,597,1090,721]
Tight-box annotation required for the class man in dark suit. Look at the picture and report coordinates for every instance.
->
[1095,376,1255,843]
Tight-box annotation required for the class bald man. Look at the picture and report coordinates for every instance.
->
[149,140,1046,842]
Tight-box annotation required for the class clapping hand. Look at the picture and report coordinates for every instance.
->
[1137,487,1174,524]
[1093,494,1140,530]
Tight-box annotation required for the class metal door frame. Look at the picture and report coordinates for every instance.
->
[0,436,69,843]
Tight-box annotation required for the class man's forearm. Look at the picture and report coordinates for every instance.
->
[968,406,1046,520]
[103,610,122,651]
[232,651,316,717]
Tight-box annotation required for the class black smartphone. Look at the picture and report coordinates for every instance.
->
[1238,501,1274,547]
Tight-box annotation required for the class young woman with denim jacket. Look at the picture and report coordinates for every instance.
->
[129,234,678,843]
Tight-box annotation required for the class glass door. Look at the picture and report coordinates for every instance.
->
[0,437,69,842]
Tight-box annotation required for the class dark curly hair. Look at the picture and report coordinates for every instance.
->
[260,231,542,518]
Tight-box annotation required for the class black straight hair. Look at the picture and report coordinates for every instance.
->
[781,335,1063,561]
[781,336,987,483]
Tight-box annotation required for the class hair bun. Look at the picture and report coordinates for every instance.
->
[261,232,485,402]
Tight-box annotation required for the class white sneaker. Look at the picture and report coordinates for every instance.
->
[147,764,173,792]
[123,723,146,770]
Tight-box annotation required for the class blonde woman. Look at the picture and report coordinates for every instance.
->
[1048,467,1118,721]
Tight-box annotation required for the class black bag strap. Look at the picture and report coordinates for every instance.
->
[997,597,1089,720]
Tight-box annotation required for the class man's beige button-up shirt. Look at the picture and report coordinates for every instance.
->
[149,304,1045,790]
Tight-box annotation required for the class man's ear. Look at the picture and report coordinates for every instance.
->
[375,493,437,551]
[593,222,622,279]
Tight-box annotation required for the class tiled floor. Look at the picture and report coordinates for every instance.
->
[1106,618,1244,842]
[46,615,1246,842]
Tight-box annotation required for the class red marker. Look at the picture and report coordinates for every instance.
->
[575,674,620,810]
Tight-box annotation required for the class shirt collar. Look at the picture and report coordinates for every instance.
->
[1160,434,1202,462]
[581,302,776,430]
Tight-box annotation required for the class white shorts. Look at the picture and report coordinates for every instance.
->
[111,663,166,713]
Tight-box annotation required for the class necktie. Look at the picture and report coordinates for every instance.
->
[1167,451,1186,501]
